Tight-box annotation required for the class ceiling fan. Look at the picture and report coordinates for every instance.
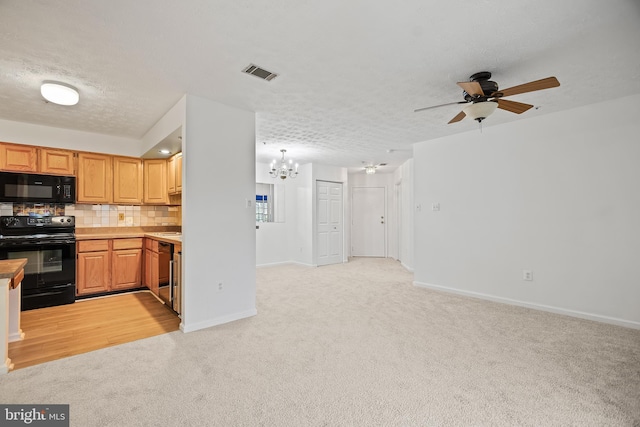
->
[414,72,560,124]
[362,161,387,174]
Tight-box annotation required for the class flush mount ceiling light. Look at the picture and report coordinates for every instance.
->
[40,81,79,106]
[158,149,171,155]
[269,149,298,180]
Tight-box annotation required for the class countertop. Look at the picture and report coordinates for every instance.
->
[0,258,27,280]
[76,232,181,244]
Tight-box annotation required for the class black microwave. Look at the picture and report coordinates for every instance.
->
[0,172,76,204]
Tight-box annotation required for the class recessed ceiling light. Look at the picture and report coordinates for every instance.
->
[158,149,171,155]
[40,81,79,106]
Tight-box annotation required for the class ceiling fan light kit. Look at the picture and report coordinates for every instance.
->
[415,72,560,125]
[462,101,498,123]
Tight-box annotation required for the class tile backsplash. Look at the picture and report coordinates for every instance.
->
[0,203,181,228]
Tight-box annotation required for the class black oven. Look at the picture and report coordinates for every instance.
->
[0,216,76,310]
[0,171,75,203]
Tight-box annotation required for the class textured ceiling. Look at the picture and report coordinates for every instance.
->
[1,1,639,172]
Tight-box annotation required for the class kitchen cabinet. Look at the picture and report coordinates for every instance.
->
[38,148,75,175]
[77,152,112,203]
[111,238,143,290]
[113,156,143,204]
[0,143,38,172]
[144,159,168,204]
[76,240,110,295]
[77,238,143,296]
[144,241,159,296]
[167,153,182,195]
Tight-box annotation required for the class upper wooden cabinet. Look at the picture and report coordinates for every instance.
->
[113,156,143,204]
[0,143,38,172]
[167,153,183,195]
[144,159,168,204]
[0,143,75,175]
[77,152,113,203]
[175,153,182,194]
[38,148,75,175]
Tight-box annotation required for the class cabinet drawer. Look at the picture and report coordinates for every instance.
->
[112,238,143,250]
[78,240,109,252]
[145,238,159,251]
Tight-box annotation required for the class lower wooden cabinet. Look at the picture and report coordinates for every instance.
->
[77,238,143,296]
[77,249,110,295]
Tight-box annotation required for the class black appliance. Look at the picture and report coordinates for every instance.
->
[157,241,176,312]
[0,172,76,203]
[0,215,76,311]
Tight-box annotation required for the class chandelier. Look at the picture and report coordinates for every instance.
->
[270,149,298,180]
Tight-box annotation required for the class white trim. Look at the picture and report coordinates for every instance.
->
[400,262,413,272]
[181,308,257,333]
[414,281,640,330]
[256,261,316,268]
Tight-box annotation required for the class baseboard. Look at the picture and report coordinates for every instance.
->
[181,308,257,333]
[414,281,640,330]
[256,261,295,268]
[257,261,315,268]
[400,261,414,272]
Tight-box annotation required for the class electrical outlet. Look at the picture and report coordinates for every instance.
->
[523,270,533,281]
[432,203,440,211]
[218,282,223,291]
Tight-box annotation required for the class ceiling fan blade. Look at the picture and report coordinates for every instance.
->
[414,101,466,113]
[496,99,534,114]
[448,111,466,124]
[496,77,560,98]
[457,81,484,96]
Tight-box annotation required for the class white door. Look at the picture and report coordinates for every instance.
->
[316,181,343,266]
[352,187,385,257]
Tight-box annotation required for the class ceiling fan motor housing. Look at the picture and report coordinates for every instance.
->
[463,71,499,102]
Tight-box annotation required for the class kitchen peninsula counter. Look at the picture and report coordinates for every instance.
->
[76,227,181,243]
[1,258,27,374]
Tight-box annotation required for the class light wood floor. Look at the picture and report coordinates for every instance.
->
[8,291,180,371]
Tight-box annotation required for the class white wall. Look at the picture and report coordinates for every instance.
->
[396,159,414,271]
[255,161,296,266]
[413,94,640,328]
[140,96,186,155]
[0,118,141,157]
[181,95,256,332]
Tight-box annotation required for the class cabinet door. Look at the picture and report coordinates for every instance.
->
[39,148,75,175]
[0,143,38,172]
[167,156,176,194]
[77,251,110,295]
[143,159,168,204]
[111,249,142,290]
[113,156,143,204]
[175,153,182,193]
[77,152,112,203]
[144,249,159,295]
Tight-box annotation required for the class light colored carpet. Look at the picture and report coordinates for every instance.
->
[1,258,639,426]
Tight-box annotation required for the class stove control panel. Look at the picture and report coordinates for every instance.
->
[0,216,75,228]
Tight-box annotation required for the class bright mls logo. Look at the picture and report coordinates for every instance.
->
[1,405,69,426]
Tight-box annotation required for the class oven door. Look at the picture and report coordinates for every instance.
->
[0,240,76,310]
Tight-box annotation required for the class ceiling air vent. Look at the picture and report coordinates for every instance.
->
[242,64,278,81]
